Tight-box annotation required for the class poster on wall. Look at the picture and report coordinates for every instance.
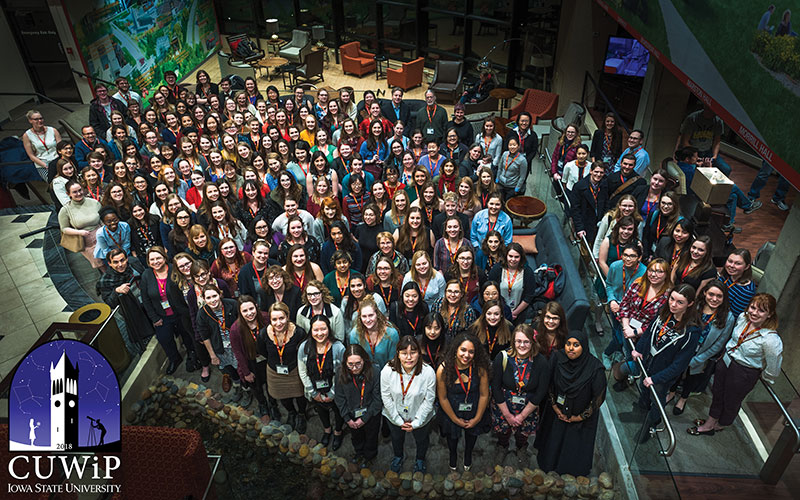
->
[596,0,799,189]
[71,0,219,95]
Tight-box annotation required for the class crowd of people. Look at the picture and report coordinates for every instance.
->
[19,66,785,476]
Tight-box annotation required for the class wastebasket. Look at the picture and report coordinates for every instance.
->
[69,303,131,374]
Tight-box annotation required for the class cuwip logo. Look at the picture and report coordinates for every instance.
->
[9,340,121,452]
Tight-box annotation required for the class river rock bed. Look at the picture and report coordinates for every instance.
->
[128,375,618,499]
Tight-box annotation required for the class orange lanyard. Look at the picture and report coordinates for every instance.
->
[456,365,472,402]
[446,239,461,264]
[379,284,393,305]
[315,342,331,375]
[448,309,458,330]
[426,343,439,365]
[681,261,696,279]
[703,311,717,327]
[88,185,101,200]
[483,135,492,151]
[729,321,760,353]
[426,105,437,124]
[504,153,519,172]
[656,314,673,341]
[419,277,430,299]
[486,326,498,353]
[506,268,520,291]
[671,246,682,266]
[293,270,306,288]
[655,214,665,239]
[204,305,229,334]
[226,261,241,284]
[272,330,287,364]
[104,227,124,251]
[367,332,380,356]
[406,315,419,333]
[253,264,266,289]
[399,371,416,403]
[336,271,350,297]
[424,206,433,223]
[589,183,598,202]
[352,376,365,407]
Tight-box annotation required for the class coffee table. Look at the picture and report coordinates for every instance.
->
[490,88,518,118]
[256,56,288,81]
[506,195,547,227]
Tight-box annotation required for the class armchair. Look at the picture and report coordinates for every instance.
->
[278,30,312,64]
[509,88,558,124]
[340,41,376,77]
[293,49,325,84]
[429,60,463,103]
[386,57,424,90]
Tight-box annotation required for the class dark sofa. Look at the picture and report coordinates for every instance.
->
[515,213,590,332]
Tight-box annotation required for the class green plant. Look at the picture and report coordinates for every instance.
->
[751,30,800,80]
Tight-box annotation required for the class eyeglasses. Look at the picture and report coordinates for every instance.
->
[346,362,363,368]
[648,269,666,275]
[307,291,321,297]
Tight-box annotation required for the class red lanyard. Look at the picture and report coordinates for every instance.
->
[655,214,666,239]
[399,371,416,403]
[406,315,419,333]
[456,365,472,401]
[671,246,682,266]
[729,321,760,353]
[426,343,438,365]
[32,128,48,149]
[487,215,497,233]
[681,262,696,279]
[446,239,461,264]
[367,332,380,356]
[352,376,365,407]
[447,309,458,331]
[88,185,101,200]
[504,153,519,172]
[704,311,717,327]
[589,183,599,202]
[253,263,266,289]
[379,284,393,305]
[506,268,520,291]
[336,271,350,297]
[419,276,430,299]
[272,329,288,364]
[515,358,528,392]
[104,227,124,251]
[486,326,498,353]
[293,270,306,288]
[315,342,330,374]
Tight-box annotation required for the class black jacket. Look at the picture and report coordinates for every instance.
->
[380,100,413,130]
[140,266,189,323]
[488,263,537,307]
[431,211,471,241]
[589,128,622,165]
[569,176,609,244]
[237,262,280,311]
[89,98,128,138]
[195,299,239,355]
[334,367,383,422]
[445,119,473,146]
[606,171,647,208]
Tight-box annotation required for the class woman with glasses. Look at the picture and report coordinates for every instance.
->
[402,251,446,308]
[491,324,550,463]
[470,280,513,321]
[187,260,232,382]
[430,280,478,340]
[433,215,470,276]
[641,191,682,260]
[298,314,346,450]
[487,242,536,324]
[296,280,345,342]
[210,237,252,296]
[446,246,482,303]
[533,301,570,360]
[367,255,403,306]
[366,231,409,275]
[262,265,303,321]
[335,344,383,468]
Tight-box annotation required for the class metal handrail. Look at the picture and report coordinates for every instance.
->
[761,377,800,444]
[544,145,677,457]
[0,92,75,113]
[580,71,631,133]
[70,69,116,90]
[758,376,800,483]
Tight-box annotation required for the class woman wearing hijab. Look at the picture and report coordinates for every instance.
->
[536,330,606,477]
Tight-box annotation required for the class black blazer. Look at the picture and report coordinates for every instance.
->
[569,176,609,243]
[488,263,537,307]
[263,286,303,322]
[140,266,189,323]
[195,298,239,355]
[431,211,471,241]
[195,83,220,97]
[381,100,413,129]
[334,367,383,423]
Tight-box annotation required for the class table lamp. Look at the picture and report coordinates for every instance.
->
[266,19,279,40]
[312,25,325,49]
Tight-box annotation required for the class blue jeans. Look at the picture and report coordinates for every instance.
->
[726,184,753,225]
[747,161,791,203]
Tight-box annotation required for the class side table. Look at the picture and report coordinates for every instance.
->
[279,63,298,90]
[374,55,388,80]
[490,88,518,118]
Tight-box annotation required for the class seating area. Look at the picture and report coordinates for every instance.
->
[340,41,377,77]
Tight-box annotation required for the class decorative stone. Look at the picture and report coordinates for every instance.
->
[599,490,615,500]
[141,389,151,400]
[598,472,613,489]
[413,481,423,494]
[444,479,454,491]
[208,399,224,411]
[506,477,523,489]
[401,479,412,490]
[175,421,187,429]
[320,465,331,477]
[564,482,578,498]
[299,445,310,458]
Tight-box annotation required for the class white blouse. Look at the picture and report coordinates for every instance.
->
[725,313,783,384]
[380,363,437,428]
[402,271,446,308]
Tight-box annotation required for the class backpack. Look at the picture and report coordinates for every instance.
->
[532,263,565,301]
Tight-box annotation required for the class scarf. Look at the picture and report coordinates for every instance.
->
[553,330,604,399]
[438,170,457,194]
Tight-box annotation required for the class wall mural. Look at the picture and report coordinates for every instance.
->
[596,0,799,189]
[72,0,219,92]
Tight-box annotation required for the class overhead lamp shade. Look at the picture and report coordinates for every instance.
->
[312,25,325,41]
[266,18,279,34]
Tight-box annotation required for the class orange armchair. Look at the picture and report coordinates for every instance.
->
[340,41,376,77]
[509,88,559,124]
[387,57,424,90]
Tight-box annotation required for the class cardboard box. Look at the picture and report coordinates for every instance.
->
[691,167,733,205]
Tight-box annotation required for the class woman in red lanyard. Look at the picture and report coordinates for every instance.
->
[258,302,308,432]
[230,295,277,418]
[431,280,478,340]
[380,335,437,474]
[690,293,782,435]
[418,312,446,367]
[389,281,429,339]
[367,256,403,306]
[491,324,550,463]
[470,299,513,361]
[335,344,383,468]
[437,332,491,471]
[447,245,482,303]
[283,244,324,291]
[298,315,346,450]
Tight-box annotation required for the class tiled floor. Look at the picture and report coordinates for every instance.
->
[0,212,71,379]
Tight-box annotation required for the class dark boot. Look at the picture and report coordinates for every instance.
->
[332,433,343,451]
[185,351,199,372]
[295,413,307,434]
[268,398,282,422]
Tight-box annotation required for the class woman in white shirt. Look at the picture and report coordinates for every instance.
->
[380,335,437,474]
[689,293,783,435]
[561,144,592,192]
[296,280,346,342]
[402,251,446,308]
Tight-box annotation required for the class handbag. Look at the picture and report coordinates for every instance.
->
[60,231,85,252]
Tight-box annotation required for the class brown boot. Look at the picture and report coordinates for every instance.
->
[222,373,232,392]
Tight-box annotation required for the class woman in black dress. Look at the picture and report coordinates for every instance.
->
[389,281,429,338]
[436,332,491,471]
[537,330,606,477]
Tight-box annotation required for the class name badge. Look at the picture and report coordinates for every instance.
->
[602,155,612,164]
[354,407,367,419]
[722,352,731,367]
[556,394,566,406]
[629,318,643,332]
[160,299,170,310]
[426,127,434,136]
[315,380,330,390]
[276,364,289,375]
[510,395,526,406]
[458,402,473,412]
[401,405,410,415]
[557,159,564,169]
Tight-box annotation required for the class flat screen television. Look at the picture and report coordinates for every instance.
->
[603,36,650,77]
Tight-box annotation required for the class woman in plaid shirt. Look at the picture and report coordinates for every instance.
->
[612,258,672,391]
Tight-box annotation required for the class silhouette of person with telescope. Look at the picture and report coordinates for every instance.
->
[88,416,106,446]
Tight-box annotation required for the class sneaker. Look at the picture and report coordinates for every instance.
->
[413,459,427,473]
[771,198,789,211]
[390,456,403,473]
[221,373,232,392]
[463,464,471,472]
[743,200,762,214]
[720,224,742,234]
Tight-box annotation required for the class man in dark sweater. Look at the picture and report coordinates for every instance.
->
[415,89,448,143]
[570,162,609,245]
[606,153,647,207]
